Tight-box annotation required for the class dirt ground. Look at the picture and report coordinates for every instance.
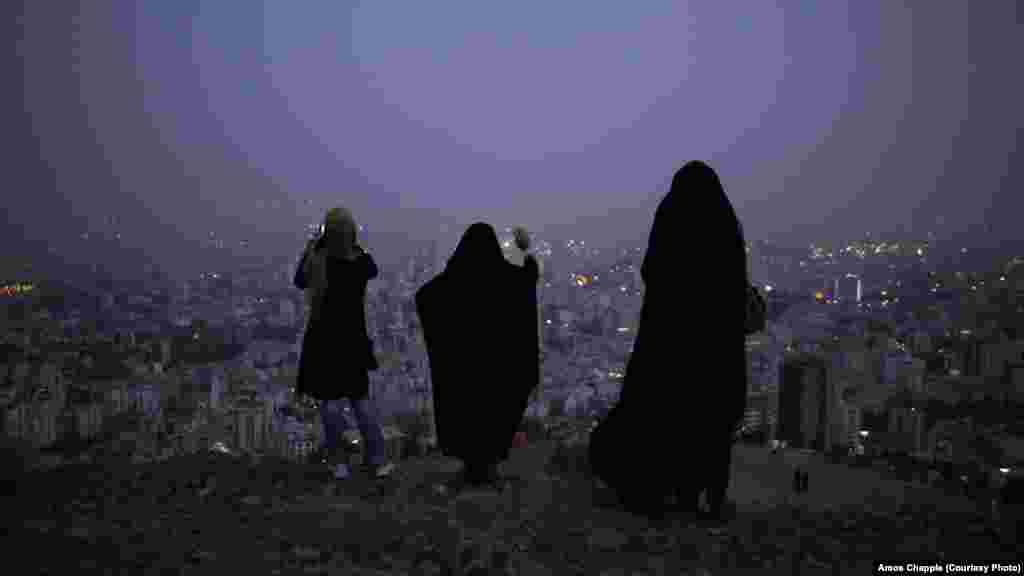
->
[5,439,1017,575]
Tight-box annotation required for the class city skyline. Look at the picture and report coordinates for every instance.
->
[4,0,1023,284]
[4,3,1023,566]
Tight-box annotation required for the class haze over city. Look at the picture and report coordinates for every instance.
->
[4,0,1022,284]
[6,2,1024,572]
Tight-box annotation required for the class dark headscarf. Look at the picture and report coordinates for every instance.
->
[641,160,744,285]
[446,222,506,277]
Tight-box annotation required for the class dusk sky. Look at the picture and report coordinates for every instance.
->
[6,1,1023,280]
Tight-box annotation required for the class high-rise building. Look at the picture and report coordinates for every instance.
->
[1006,361,1024,405]
[778,353,831,450]
[280,298,297,327]
[833,274,862,304]
[160,338,173,366]
[748,346,782,396]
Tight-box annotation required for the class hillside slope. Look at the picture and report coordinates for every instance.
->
[4,439,1015,575]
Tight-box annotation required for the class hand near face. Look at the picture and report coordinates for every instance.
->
[513,227,531,251]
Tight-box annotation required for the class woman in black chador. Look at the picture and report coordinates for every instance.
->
[416,223,540,487]
[588,161,749,521]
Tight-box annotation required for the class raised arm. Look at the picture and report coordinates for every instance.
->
[512,227,539,284]
[293,245,312,290]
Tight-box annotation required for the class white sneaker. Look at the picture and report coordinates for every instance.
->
[375,462,395,478]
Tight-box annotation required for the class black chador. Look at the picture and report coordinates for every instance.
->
[416,223,540,485]
[589,161,749,520]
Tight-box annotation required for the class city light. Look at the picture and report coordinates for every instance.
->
[999,468,1011,475]
[859,430,869,438]
[0,282,36,296]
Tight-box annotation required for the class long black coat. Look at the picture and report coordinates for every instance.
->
[294,239,379,401]
[416,223,540,465]
[589,161,749,507]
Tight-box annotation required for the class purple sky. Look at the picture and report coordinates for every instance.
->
[6,0,1023,280]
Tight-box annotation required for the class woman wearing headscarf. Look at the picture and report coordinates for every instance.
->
[294,207,394,479]
[588,161,748,521]
[416,223,540,487]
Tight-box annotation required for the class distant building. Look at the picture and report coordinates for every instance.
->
[6,403,58,447]
[833,275,862,304]
[280,298,297,327]
[883,352,926,394]
[3,362,66,447]
[745,393,777,438]
[160,338,172,366]
[190,364,226,412]
[1007,361,1024,405]
[562,386,596,419]
[887,406,926,455]
[778,353,831,451]
[127,382,161,419]
[747,340,782,396]
[74,402,104,440]
[231,401,267,454]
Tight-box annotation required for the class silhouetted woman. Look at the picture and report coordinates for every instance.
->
[588,161,748,521]
[416,223,540,487]
[294,207,393,479]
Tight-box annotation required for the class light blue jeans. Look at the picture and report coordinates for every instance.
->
[319,396,386,468]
